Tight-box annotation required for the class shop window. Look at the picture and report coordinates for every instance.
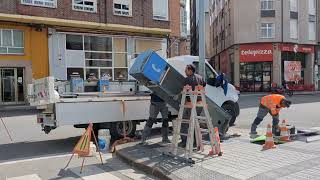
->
[73,0,97,13]
[67,68,84,80]
[0,29,24,54]
[114,68,128,81]
[21,0,57,8]
[290,19,298,39]
[66,34,83,50]
[240,62,272,92]
[66,34,129,81]
[113,0,132,16]
[260,0,273,10]
[85,68,99,80]
[84,36,112,52]
[134,39,162,57]
[260,23,274,39]
[153,0,169,20]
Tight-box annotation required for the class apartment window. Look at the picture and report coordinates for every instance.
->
[180,7,187,37]
[73,0,97,13]
[21,0,57,8]
[290,19,298,39]
[308,22,316,41]
[308,0,315,15]
[290,0,298,12]
[113,0,132,16]
[0,29,24,54]
[260,0,273,10]
[153,0,169,20]
[260,23,274,38]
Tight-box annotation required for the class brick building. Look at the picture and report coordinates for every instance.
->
[168,0,189,57]
[0,0,184,104]
[191,0,318,92]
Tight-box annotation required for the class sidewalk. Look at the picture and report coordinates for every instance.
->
[115,128,320,180]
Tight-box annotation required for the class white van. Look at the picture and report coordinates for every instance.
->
[167,55,240,125]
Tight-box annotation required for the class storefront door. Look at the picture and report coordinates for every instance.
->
[0,68,24,104]
[240,62,272,92]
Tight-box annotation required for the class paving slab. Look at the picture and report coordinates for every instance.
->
[115,128,320,180]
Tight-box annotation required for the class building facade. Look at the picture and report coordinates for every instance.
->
[0,0,184,104]
[168,0,189,57]
[191,0,318,92]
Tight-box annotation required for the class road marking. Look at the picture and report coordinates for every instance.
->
[0,154,72,166]
[6,174,42,180]
[70,165,122,180]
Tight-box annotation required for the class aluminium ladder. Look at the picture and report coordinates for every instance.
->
[170,85,222,162]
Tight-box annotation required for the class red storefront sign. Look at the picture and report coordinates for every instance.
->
[239,44,273,62]
[279,44,314,53]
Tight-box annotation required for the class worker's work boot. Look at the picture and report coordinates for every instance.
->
[250,123,259,139]
[161,127,171,144]
[140,126,152,145]
[272,125,280,136]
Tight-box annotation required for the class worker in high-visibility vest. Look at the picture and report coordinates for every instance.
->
[250,94,292,139]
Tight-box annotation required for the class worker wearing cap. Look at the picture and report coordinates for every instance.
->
[250,94,292,139]
[141,93,170,145]
[179,64,206,148]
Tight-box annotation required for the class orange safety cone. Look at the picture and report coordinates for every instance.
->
[263,124,276,150]
[279,120,290,142]
[208,127,223,156]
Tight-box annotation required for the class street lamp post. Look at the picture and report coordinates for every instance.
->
[198,0,206,80]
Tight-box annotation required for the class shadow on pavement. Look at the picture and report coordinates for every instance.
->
[0,109,39,118]
[0,136,80,163]
[50,169,79,180]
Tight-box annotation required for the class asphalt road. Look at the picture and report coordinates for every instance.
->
[0,94,319,179]
[236,94,320,129]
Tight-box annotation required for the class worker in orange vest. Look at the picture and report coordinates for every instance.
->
[250,94,292,139]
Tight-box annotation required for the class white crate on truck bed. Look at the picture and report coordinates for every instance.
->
[28,77,58,106]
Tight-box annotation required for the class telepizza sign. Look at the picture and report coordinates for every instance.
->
[240,44,273,62]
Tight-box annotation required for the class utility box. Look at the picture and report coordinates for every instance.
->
[130,50,231,135]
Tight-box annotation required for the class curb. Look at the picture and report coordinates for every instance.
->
[115,145,179,180]
[0,105,36,111]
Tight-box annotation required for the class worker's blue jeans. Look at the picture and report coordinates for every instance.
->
[250,106,279,134]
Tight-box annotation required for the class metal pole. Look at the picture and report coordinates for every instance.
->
[198,0,206,80]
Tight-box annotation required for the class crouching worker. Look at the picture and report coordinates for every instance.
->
[250,94,292,139]
[140,93,170,145]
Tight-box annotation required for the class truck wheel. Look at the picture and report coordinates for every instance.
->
[110,121,136,139]
[222,103,237,126]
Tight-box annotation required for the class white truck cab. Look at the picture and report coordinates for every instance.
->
[167,55,240,125]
